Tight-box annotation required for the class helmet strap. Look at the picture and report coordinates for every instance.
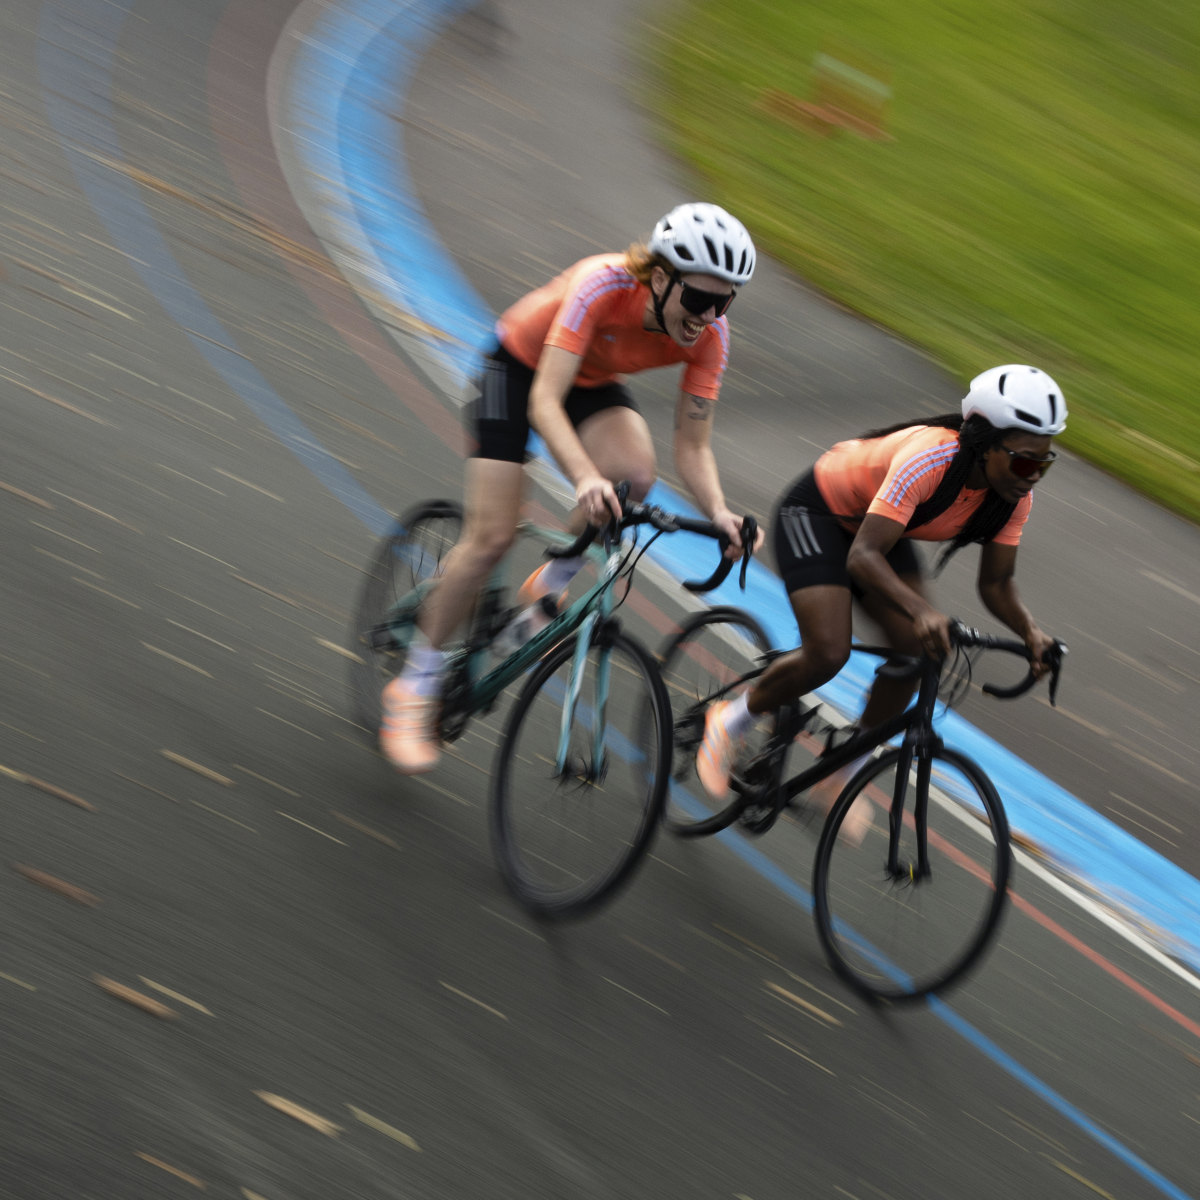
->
[650,270,676,335]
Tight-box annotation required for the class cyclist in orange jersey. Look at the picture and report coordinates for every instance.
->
[696,365,1067,839]
[383,203,763,774]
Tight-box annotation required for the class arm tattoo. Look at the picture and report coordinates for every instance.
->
[679,395,713,427]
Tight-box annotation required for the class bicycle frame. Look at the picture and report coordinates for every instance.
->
[358,493,756,919]
[731,649,943,870]
[393,523,631,775]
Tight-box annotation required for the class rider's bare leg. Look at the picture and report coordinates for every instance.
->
[418,457,524,649]
[854,570,928,729]
[746,584,854,715]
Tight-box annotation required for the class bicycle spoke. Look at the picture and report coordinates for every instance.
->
[490,629,670,916]
[656,608,772,836]
[346,502,463,736]
[813,746,1011,1002]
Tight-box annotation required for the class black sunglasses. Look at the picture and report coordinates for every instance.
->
[671,272,736,318]
[1000,446,1057,479]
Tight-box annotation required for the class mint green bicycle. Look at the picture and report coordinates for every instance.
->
[347,490,755,917]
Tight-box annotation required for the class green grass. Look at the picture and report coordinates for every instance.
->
[642,0,1200,522]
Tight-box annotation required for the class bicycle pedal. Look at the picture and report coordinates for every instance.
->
[738,805,778,835]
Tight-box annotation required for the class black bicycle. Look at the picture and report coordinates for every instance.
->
[657,610,1066,1003]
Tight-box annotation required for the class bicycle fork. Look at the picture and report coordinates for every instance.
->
[553,613,607,782]
[884,740,936,882]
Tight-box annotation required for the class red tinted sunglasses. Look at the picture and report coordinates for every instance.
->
[1000,446,1057,479]
[673,272,736,317]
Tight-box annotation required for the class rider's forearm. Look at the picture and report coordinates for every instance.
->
[674,440,729,521]
[979,578,1037,640]
[847,548,937,624]
[530,396,598,490]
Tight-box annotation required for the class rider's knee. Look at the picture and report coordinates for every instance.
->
[466,525,517,569]
[624,463,657,502]
[801,640,852,686]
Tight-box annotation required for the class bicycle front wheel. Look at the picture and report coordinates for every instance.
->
[347,500,463,736]
[490,625,671,917]
[813,745,1011,1003]
[657,607,771,836]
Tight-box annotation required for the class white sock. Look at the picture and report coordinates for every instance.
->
[400,644,444,696]
[538,556,583,595]
[723,690,758,738]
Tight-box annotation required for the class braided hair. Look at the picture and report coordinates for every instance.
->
[857,413,1017,571]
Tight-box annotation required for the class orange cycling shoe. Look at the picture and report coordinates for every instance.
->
[379,676,440,774]
[695,699,745,803]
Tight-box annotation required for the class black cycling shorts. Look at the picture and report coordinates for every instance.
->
[466,344,641,463]
[772,470,921,596]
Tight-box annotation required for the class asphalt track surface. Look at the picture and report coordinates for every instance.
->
[3,1,1200,1198]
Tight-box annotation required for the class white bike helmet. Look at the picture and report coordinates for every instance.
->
[649,203,756,286]
[962,364,1067,435]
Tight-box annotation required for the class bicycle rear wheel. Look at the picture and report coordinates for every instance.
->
[346,500,464,736]
[490,624,671,917]
[813,745,1011,1003]
[656,607,771,836]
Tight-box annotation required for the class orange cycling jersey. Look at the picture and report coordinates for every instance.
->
[814,426,1031,544]
[495,253,729,399]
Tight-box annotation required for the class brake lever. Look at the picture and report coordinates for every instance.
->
[600,481,633,554]
[1046,638,1068,708]
[737,515,758,590]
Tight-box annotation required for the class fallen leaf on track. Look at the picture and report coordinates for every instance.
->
[135,1152,205,1188]
[161,750,234,786]
[0,763,94,810]
[93,976,178,1019]
[139,977,214,1016]
[348,1105,421,1151]
[254,1092,341,1137]
[14,864,100,906]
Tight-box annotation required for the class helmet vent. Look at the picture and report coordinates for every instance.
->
[997,373,1008,395]
[1013,408,1039,427]
[1047,393,1059,424]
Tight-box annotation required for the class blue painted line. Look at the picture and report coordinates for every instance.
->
[931,998,1195,1200]
[37,1,393,540]
[32,3,1193,1196]
[282,0,494,385]
[291,0,1200,985]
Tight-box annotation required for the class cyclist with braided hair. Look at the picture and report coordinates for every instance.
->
[383,202,762,774]
[696,364,1067,838]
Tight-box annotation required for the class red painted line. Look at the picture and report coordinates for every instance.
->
[1009,887,1200,1039]
[921,799,1200,1040]
[206,0,464,457]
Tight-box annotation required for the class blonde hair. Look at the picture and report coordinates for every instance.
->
[624,241,670,286]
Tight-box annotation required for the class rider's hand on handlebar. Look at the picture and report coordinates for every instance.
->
[914,609,954,660]
[711,507,764,560]
[575,475,622,527]
[1024,626,1057,680]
